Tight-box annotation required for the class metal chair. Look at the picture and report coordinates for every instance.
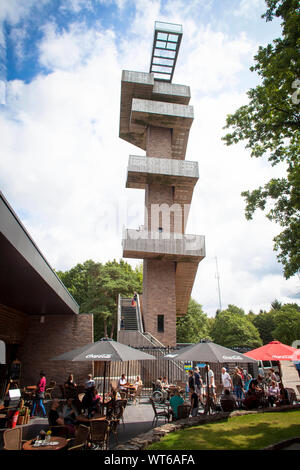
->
[90,419,110,450]
[45,381,56,400]
[67,424,90,449]
[109,418,120,444]
[3,427,26,450]
[150,397,170,427]
[177,404,191,419]
[67,442,86,450]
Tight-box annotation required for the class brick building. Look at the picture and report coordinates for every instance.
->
[0,192,93,398]
[118,22,205,349]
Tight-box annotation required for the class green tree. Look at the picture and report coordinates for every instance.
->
[272,304,300,344]
[222,0,300,279]
[211,308,263,349]
[251,310,277,344]
[57,259,142,340]
[271,299,282,310]
[176,299,210,344]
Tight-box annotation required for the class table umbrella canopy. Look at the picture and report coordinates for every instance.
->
[51,337,156,362]
[162,340,258,364]
[244,341,300,362]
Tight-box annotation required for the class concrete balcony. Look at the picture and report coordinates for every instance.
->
[119,70,192,159]
[126,155,199,189]
[122,228,205,262]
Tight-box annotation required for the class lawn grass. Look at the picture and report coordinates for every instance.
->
[147,410,300,450]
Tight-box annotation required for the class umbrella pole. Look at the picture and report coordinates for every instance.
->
[204,365,211,415]
[102,361,107,411]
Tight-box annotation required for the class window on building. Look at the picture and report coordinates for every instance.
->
[157,315,164,332]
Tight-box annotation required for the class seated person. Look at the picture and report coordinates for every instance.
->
[220,389,237,411]
[84,374,95,390]
[62,397,78,425]
[277,383,290,406]
[48,398,76,437]
[65,374,77,390]
[267,380,280,407]
[161,377,169,388]
[118,374,127,391]
[134,376,143,389]
[169,389,184,420]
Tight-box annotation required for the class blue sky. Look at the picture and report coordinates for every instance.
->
[0,0,298,316]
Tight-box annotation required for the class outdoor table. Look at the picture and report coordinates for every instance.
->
[76,413,108,424]
[23,436,67,450]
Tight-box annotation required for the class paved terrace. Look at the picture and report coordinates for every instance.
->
[0,396,164,450]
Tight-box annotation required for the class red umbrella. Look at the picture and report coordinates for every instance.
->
[244,340,300,361]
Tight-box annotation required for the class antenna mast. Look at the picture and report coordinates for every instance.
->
[215,256,222,312]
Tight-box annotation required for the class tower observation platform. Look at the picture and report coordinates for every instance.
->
[119,21,206,347]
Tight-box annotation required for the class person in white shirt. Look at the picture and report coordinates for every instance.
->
[85,374,95,390]
[118,374,127,390]
[221,367,233,392]
[207,365,216,402]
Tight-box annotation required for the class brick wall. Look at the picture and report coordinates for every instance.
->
[146,126,172,158]
[18,313,93,395]
[143,259,177,346]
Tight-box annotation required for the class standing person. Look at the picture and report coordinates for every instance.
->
[232,367,244,402]
[85,374,95,390]
[189,386,199,417]
[30,371,47,418]
[207,365,216,403]
[188,370,195,391]
[243,369,252,392]
[193,367,203,399]
[221,367,233,393]
[131,292,138,307]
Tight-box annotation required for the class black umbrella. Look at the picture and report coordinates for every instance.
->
[51,337,156,403]
[163,340,258,364]
[163,340,257,414]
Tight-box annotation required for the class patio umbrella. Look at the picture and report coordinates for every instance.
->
[163,340,257,414]
[51,337,156,403]
[244,340,300,383]
[163,340,258,364]
[244,340,300,362]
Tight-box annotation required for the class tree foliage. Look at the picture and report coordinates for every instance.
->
[222,0,300,279]
[272,304,300,344]
[176,299,211,344]
[57,259,142,341]
[211,307,263,349]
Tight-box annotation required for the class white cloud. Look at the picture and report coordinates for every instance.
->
[0,0,298,319]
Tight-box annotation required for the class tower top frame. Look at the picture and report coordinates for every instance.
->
[149,21,183,83]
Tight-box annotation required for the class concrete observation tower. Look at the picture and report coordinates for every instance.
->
[118,22,205,348]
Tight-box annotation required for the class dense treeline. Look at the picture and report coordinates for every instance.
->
[57,259,300,347]
[56,259,142,341]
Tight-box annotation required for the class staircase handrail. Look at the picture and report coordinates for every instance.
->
[142,331,185,374]
[136,294,144,333]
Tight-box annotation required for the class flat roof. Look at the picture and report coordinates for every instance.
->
[0,192,79,315]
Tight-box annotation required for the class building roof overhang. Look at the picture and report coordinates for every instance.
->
[0,192,79,316]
